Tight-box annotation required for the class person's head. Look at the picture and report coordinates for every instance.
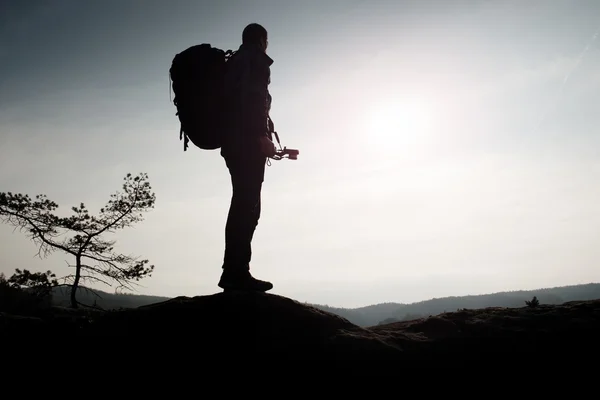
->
[242,23,268,52]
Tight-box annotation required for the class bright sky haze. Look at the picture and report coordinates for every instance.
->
[1,0,599,308]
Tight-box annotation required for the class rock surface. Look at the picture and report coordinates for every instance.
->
[2,291,600,366]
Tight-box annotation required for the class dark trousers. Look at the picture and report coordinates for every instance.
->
[222,153,266,271]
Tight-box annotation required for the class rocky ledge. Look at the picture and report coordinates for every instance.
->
[2,292,599,366]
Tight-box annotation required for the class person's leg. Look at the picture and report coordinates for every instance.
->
[223,156,263,269]
[245,156,265,263]
[219,154,272,291]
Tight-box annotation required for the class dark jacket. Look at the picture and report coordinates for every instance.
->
[221,43,273,158]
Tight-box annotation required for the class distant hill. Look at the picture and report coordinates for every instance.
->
[51,286,169,310]
[312,283,600,326]
[49,282,600,327]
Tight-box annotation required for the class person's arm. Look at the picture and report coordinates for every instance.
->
[267,115,274,134]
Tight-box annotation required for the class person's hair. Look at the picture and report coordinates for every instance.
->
[242,23,268,45]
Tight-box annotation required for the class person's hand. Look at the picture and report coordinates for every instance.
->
[259,136,277,158]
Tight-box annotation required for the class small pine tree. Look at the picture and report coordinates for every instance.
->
[525,296,540,308]
[7,268,58,299]
[0,172,156,308]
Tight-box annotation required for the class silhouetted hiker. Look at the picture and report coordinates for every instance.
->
[217,23,276,292]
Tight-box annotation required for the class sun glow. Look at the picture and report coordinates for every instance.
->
[365,100,434,147]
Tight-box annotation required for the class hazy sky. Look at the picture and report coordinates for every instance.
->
[1,0,599,308]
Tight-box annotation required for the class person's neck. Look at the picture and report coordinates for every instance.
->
[242,42,265,53]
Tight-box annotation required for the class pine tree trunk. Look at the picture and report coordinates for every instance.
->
[70,255,82,309]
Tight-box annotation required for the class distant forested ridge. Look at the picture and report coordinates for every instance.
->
[50,286,169,310]
[311,283,600,326]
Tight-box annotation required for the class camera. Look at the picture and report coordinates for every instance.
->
[268,125,298,160]
[276,147,299,160]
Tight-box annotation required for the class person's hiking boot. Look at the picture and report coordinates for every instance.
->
[218,268,273,292]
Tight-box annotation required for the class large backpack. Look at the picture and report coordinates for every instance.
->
[169,43,235,151]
